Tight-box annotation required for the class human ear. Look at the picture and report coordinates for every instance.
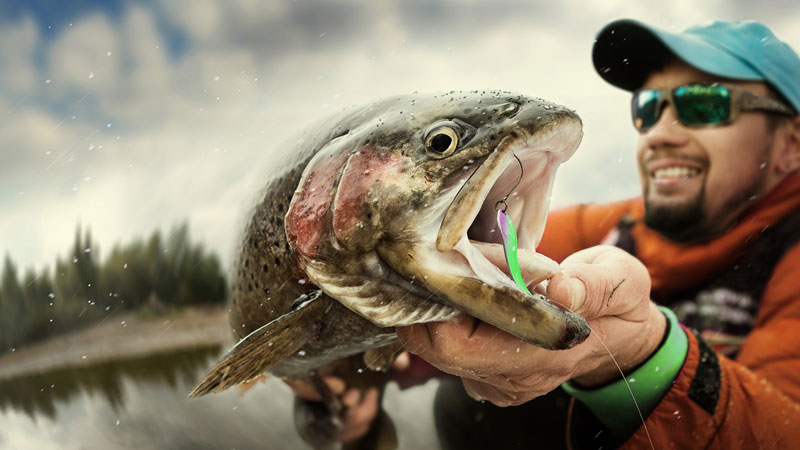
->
[775,116,800,174]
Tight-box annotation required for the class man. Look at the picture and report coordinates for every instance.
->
[292,19,800,449]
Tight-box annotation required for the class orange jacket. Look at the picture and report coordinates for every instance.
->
[538,172,800,449]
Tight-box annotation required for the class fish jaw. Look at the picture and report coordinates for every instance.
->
[376,240,589,350]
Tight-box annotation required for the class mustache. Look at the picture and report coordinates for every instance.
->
[639,150,709,170]
[642,152,708,167]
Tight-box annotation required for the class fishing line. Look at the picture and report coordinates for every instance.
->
[494,153,655,449]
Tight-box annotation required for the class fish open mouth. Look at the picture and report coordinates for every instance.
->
[435,119,583,296]
[373,115,590,349]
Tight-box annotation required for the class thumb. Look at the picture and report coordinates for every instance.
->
[545,246,650,320]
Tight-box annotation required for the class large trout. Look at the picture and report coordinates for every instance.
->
[191,91,589,447]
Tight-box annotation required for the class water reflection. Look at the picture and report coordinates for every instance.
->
[0,346,439,449]
[0,346,220,420]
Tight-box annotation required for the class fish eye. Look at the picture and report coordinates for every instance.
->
[424,124,460,156]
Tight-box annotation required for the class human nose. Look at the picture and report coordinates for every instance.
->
[641,103,690,148]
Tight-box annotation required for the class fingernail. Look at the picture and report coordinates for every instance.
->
[564,278,586,308]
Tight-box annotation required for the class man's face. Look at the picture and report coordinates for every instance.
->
[636,60,783,243]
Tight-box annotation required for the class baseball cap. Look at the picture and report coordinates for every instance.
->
[592,19,800,114]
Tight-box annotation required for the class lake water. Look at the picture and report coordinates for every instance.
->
[0,346,441,450]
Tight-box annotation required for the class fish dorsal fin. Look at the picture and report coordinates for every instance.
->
[189,291,329,397]
[303,262,460,327]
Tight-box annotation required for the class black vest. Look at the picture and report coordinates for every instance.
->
[612,209,800,358]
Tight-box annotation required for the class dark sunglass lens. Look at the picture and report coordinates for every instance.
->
[673,85,731,126]
[632,90,660,130]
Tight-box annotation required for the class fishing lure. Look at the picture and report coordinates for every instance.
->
[496,205,531,294]
[495,153,531,294]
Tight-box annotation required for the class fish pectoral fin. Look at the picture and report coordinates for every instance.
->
[304,262,461,327]
[188,290,329,398]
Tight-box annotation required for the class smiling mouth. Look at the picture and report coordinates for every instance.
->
[652,166,702,180]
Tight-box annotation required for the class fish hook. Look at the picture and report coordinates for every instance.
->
[494,153,525,213]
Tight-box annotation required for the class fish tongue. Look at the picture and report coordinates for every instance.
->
[463,239,561,289]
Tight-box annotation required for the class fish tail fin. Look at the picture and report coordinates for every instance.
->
[189,290,327,398]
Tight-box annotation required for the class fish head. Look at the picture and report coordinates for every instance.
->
[286,91,588,350]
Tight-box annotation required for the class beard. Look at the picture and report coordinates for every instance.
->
[643,171,769,244]
[643,184,707,243]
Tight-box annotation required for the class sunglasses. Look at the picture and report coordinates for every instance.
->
[631,84,795,132]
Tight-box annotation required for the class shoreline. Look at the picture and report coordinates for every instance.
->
[0,305,234,381]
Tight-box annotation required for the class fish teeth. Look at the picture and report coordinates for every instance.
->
[653,166,700,180]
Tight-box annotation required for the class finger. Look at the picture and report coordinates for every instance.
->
[395,324,432,356]
[322,376,346,395]
[471,241,560,285]
[547,246,650,319]
[341,388,362,408]
[401,316,543,379]
[393,351,411,371]
[348,388,380,425]
[462,378,527,407]
[339,389,380,442]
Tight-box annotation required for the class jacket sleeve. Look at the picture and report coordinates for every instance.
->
[621,244,800,449]
[538,200,635,263]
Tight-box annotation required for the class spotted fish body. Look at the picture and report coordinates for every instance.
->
[193,90,589,395]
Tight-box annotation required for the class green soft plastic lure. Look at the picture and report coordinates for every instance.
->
[496,207,531,294]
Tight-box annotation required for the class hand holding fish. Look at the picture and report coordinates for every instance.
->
[282,352,411,443]
[396,245,666,407]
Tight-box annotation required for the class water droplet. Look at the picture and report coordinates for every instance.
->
[298,350,306,356]
[116,420,120,426]
[48,293,55,299]
[214,75,220,81]
[88,71,95,79]
[81,355,87,359]
[511,317,517,323]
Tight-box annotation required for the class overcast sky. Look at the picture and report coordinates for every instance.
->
[2,0,799,272]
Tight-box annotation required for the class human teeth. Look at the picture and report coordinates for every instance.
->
[653,167,699,179]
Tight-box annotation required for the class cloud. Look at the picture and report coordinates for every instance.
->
[1,1,799,271]
[0,16,39,95]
